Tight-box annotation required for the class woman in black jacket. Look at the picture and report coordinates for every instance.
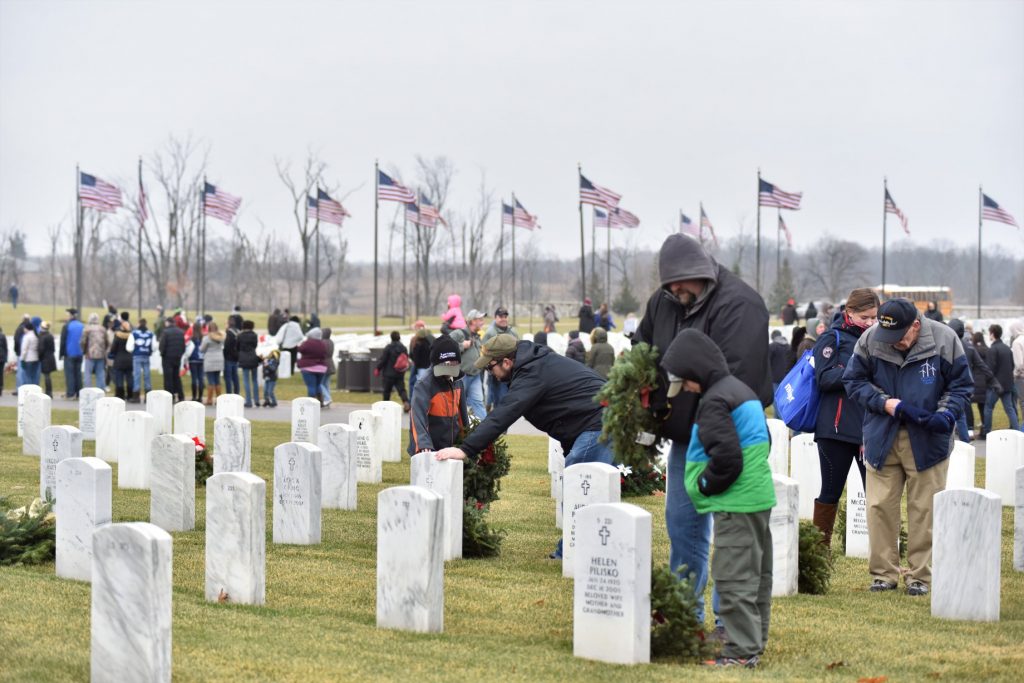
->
[810,288,879,546]
[237,320,261,408]
[38,322,58,397]
[971,331,996,434]
[110,320,135,400]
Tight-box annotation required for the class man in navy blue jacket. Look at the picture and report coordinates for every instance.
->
[843,298,973,597]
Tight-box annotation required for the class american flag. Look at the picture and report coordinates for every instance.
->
[418,193,447,227]
[203,182,241,223]
[680,211,699,238]
[982,193,1019,228]
[405,202,422,225]
[579,174,622,209]
[778,213,793,248]
[377,170,415,203]
[700,203,718,247]
[138,175,148,225]
[309,188,349,225]
[501,202,513,227]
[609,207,640,229]
[594,208,609,229]
[79,172,122,212]
[758,178,802,210]
[513,198,538,230]
[884,189,910,235]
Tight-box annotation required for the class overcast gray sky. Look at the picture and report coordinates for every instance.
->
[2,0,1022,264]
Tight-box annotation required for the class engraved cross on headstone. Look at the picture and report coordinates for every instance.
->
[581,480,591,496]
[598,525,611,546]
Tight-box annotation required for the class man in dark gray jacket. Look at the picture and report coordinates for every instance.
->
[984,323,1020,432]
[635,233,771,630]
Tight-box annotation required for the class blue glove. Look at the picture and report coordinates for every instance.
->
[895,402,931,424]
[924,411,955,433]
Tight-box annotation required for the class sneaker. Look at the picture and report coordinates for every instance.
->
[906,581,929,596]
[547,551,562,560]
[708,625,728,643]
[703,655,759,669]
[870,579,898,592]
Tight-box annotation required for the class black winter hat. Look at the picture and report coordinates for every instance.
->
[430,335,461,377]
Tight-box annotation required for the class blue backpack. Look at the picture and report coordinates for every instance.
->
[773,330,840,432]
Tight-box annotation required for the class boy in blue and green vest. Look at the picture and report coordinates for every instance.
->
[661,329,776,669]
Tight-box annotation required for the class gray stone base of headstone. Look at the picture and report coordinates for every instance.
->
[932,488,1001,622]
[91,523,172,683]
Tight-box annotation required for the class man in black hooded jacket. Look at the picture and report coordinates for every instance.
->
[635,233,771,630]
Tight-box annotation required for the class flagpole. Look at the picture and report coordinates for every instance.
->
[200,176,207,316]
[977,185,983,318]
[511,192,518,328]
[881,177,888,297]
[605,217,611,308]
[75,164,83,314]
[698,202,704,247]
[402,211,408,325]
[498,203,504,302]
[313,206,321,317]
[138,157,144,320]
[578,163,586,303]
[373,161,379,335]
[590,205,597,300]
[756,168,762,296]
[775,208,781,286]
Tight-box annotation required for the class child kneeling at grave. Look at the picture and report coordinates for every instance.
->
[660,329,776,669]
[409,335,469,455]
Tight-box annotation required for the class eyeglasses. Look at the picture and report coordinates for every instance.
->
[485,359,501,373]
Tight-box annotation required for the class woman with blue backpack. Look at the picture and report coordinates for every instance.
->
[811,287,879,547]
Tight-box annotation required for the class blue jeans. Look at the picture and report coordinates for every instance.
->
[224,361,239,394]
[64,356,83,397]
[20,360,41,387]
[301,371,323,398]
[189,361,204,398]
[487,374,510,410]
[984,388,1020,433]
[464,372,486,419]
[242,367,259,406]
[132,356,152,393]
[84,358,106,388]
[264,379,277,405]
[320,373,333,405]
[667,439,720,625]
[554,430,616,557]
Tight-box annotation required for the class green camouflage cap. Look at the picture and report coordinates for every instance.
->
[474,333,519,369]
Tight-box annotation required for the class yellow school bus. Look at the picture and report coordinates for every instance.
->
[874,286,954,319]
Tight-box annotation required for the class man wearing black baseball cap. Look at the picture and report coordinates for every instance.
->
[843,298,973,597]
[408,335,469,455]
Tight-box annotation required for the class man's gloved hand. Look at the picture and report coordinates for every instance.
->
[895,402,931,424]
[924,411,955,433]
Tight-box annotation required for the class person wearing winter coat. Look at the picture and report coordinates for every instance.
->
[660,329,775,669]
[543,304,559,333]
[409,335,469,456]
[1012,319,1024,426]
[565,330,586,364]
[586,327,615,379]
[0,326,7,396]
[320,327,335,407]
[237,320,261,408]
[261,349,280,407]
[843,298,973,597]
[577,298,595,334]
[482,306,518,410]
[408,322,435,400]
[186,320,205,402]
[110,320,134,400]
[809,288,878,546]
[983,324,1020,433]
[297,328,329,403]
[440,294,466,334]
[948,319,995,441]
[594,303,615,331]
[780,299,797,325]
[200,322,226,405]
[80,313,109,389]
[971,331,995,432]
[768,330,791,391]
[38,321,57,397]
[223,315,241,396]
[374,330,411,410]
[60,308,84,398]
[449,311,487,418]
[17,320,40,388]
[159,319,186,401]
[130,319,155,402]
[274,316,305,375]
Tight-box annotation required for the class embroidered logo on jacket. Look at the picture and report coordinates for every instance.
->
[919,360,937,385]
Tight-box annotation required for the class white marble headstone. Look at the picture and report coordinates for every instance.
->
[205,472,266,605]
[291,397,321,444]
[932,488,1001,622]
[766,418,790,476]
[56,457,112,582]
[351,409,381,483]
[146,390,173,435]
[278,350,292,379]
[789,433,820,520]
[22,391,52,456]
[411,452,464,560]
[40,425,82,500]
[845,466,868,558]
[214,416,251,475]
[150,434,196,532]
[94,397,125,463]
[549,438,565,500]
[573,502,651,665]
[273,442,323,545]
[376,486,444,633]
[372,400,404,463]
[1014,466,1023,572]
[215,393,245,420]
[117,411,156,490]
[16,383,42,438]
[984,430,1024,507]
[91,523,172,683]
[318,423,358,510]
[946,441,976,490]
[563,462,622,578]
[173,400,206,442]
[769,474,799,596]
[79,387,105,440]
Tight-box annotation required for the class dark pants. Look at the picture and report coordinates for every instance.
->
[42,372,53,397]
[224,361,239,394]
[816,438,866,505]
[113,367,132,399]
[382,374,408,403]
[64,356,83,398]
[163,357,184,401]
[189,361,204,400]
[712,509,773,659]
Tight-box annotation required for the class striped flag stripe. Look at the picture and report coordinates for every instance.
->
[982,194,1019,228]
[79,172,123,212]
[680,211,699,238]
[579,174,622,209]
[377,170,416,203]
[884,189,910,235]
[513,198,538,230]
[759,178,802,210]
[778,213,793,248]
[700,204,718,247]
[203,182,241,223]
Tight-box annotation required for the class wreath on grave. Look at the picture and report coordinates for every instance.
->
[457,420,511,558]
[798,520,834,594]
[0,496,56,566]
[194,437,213,486]
[650,564,716,660]
[618,463,667,497]
[595,343,667,477]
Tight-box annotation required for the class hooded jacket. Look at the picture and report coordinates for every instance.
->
[80,316,109,360]
[375,339,408,378]
[111,325,134,371]
[586,328,615,379]
[39,330,57,373]
[409,373,469,455]
[987,338,1015,393]
[565,337,586,364]
[457,340,606,459]
[636,234,772,444]
[843,315,973,471]
[441,294,466,332]
[60,318,84,359]
[769,336,791,384]
[947,320,998,400]
[200,331,226,372]
[159,324,186,361]
[660,329,775,514]
[275,319,305,350]
[237,329,260,369]
[813,314,868,445]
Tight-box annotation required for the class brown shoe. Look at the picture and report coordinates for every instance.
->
[402,400,411,413]
[813,500,838,547]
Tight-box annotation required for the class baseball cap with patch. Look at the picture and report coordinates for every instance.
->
[875,298,918,344]
[474,333,518,369]
[467,309,487,321]
[430,335,462,377]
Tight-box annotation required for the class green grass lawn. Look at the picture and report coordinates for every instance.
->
[1,407,1022,682]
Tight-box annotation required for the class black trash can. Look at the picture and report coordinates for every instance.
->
[347,352,371,392]
[369,347,385,394]
[335,350,348,390]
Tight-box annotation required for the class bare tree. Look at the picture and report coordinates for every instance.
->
[275,153,326,314]
[462,174,496,308]
[804,235,870,301]
[412,156,456,316]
